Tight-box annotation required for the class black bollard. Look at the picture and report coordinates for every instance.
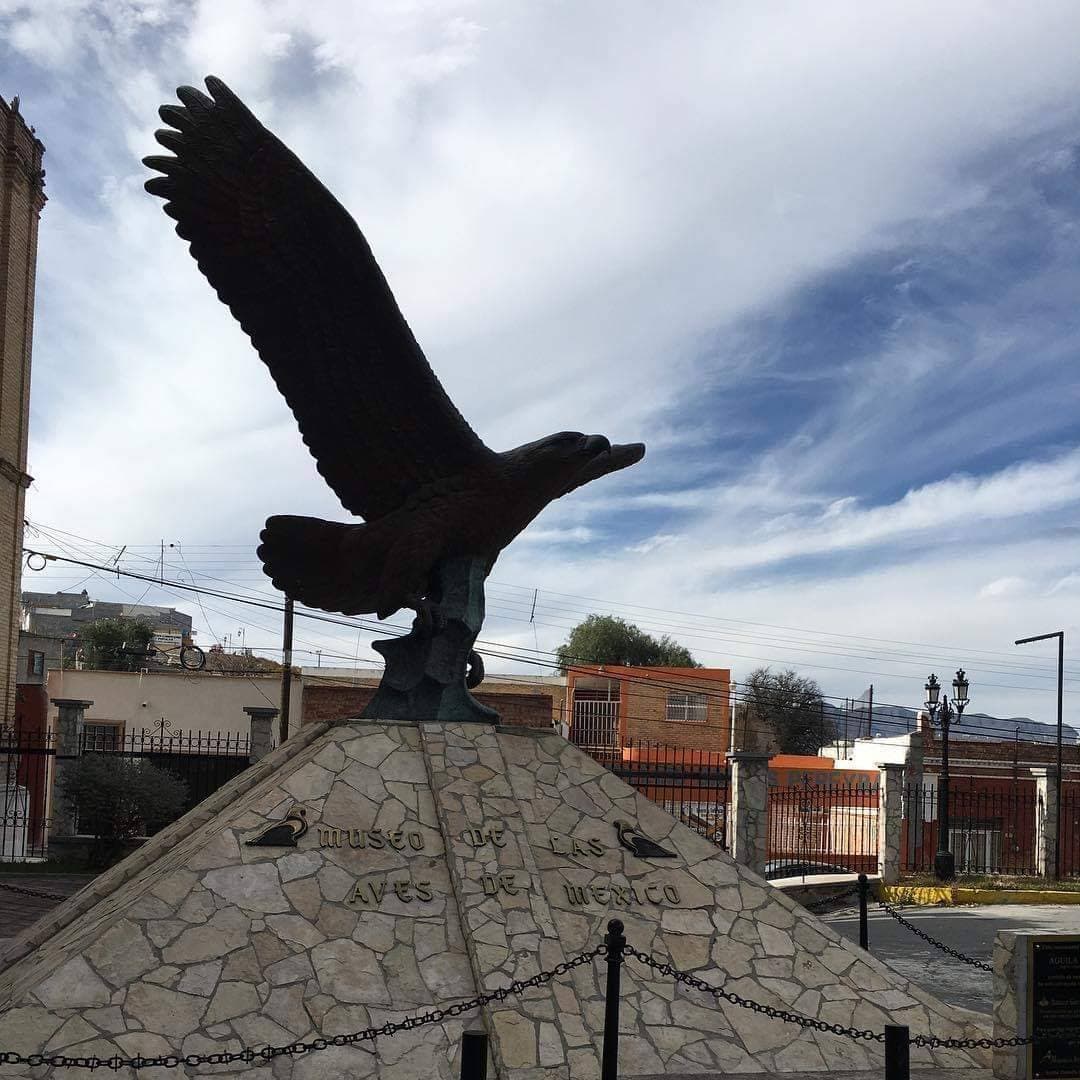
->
[884,1024,909,1080]
[602,919,626,1080]
[460,1029,488,1080]
[858,873,869,950]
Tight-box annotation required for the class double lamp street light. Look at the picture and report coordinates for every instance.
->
[924,668,971,882]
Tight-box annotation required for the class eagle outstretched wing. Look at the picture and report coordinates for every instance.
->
[143,76,496,521]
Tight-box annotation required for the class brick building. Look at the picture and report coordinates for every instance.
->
[299,668,562,730]
[0,95,45,724]
[566,664,731,752]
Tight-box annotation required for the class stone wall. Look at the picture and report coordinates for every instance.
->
[0,719,991,1077]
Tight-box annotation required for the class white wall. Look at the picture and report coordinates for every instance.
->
[45,668,303,740]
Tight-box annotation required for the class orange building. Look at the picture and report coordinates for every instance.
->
[566,664,731,753]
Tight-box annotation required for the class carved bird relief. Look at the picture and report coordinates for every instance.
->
[614,819,677,859]
[245,805,308,847]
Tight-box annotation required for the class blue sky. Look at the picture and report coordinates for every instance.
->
[6,0,1080,725]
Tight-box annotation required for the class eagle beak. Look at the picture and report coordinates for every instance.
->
[562,441,645,496]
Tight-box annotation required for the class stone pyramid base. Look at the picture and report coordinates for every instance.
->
[0,720,991,1078]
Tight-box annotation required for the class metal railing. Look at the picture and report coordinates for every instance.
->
[1061,786,1079,877]
[79,728,254,826]
[0,729,54,861]
[768,777,879,876]
[597,738,729,848]
[901,781,1037,876]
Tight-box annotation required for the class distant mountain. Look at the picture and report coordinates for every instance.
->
[825,701,1078,746]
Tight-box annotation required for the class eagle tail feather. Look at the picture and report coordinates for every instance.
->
[257,515,391,616]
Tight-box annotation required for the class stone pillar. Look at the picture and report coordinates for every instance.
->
[50,698,93,838]
[1031,767,1059,878]
[877,762,905,885]
[729,751,770,877]
[244,706,279,763]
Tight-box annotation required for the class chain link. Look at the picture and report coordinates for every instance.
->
[625,945,884,1043]
[875,896,993,972]
[626,943,1030,1050]
[0,879,71,902]
[803,883,860,912]
[0,944,606,1070]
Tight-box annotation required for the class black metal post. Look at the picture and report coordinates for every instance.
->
[279,596,294,746]
[858,873,869,949]
[884,1025,909,1080]
[934,700,955,882]
[460,1030,487,1080]
[602,918,625,1080]
[1057,632,1064,881]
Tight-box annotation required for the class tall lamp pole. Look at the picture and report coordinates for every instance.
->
[1014,630,1064,880]
[924,669,970,882]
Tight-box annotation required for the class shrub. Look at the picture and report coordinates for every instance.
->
[57,754,188,866]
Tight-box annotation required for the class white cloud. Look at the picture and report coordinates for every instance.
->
[6,0,1080,722]
[977,577,1028,599]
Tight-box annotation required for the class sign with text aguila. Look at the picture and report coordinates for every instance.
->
[1030,935,1080,1080]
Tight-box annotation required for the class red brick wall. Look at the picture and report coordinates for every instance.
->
[302,685,553,730]
[567,665,731,752]
[921,732,1080,777]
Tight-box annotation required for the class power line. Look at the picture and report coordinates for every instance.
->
[28,519,1080,677]
[23,545,1077,750]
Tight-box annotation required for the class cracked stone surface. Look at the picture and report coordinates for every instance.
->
[0,719,991,1078]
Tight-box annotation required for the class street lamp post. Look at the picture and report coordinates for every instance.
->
[1014,631,1064,879]
[924,669,971,882]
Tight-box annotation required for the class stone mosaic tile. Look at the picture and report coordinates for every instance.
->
[0,718,991,1078]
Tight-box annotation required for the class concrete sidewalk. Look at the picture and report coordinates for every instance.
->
[0,874,94,954]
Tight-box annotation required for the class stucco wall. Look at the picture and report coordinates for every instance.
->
[44,668,302,739]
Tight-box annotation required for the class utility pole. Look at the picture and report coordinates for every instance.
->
[1015,631,1065,879]
[279,597,294,746]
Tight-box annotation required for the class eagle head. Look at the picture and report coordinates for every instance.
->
[508,431,645,502]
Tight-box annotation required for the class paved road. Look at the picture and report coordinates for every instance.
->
[820,902,1080,1014]
[0,875,93,954]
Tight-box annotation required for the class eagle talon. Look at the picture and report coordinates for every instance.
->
[411,600,445,636]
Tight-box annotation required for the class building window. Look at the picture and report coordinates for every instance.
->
[26,650,44,676]
[665,690,707,723]
[83,722,123,750]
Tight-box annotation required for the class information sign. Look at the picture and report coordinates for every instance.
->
[1030,935,1080,1080]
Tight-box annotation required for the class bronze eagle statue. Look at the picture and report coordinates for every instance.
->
[144,77,645,721]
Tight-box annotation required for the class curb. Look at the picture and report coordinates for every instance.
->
[883,884,1080,906]
[882,885,955,905]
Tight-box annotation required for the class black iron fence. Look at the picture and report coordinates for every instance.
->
[79,728,254,825]
[1062,785,1080,877]
[595,738,729,848]
[0,729,54,861]
[768,777,879,876]
[901,781,1037,876]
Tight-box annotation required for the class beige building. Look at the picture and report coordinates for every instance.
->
[45,668,302,742]
[0,95,46,724]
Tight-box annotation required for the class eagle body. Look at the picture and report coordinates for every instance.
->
[144,77,644,627]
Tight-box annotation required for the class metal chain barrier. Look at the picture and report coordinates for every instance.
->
[0,943,606,1070]
[875,896,993,972]
[625,943,1029,1050]
[804,883,860,912]
[0,879,71,902]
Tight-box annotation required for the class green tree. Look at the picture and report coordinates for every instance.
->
[78,617,155,671]
[57,755,188,867]
[734,666,832,755]
[555,614,700,672]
